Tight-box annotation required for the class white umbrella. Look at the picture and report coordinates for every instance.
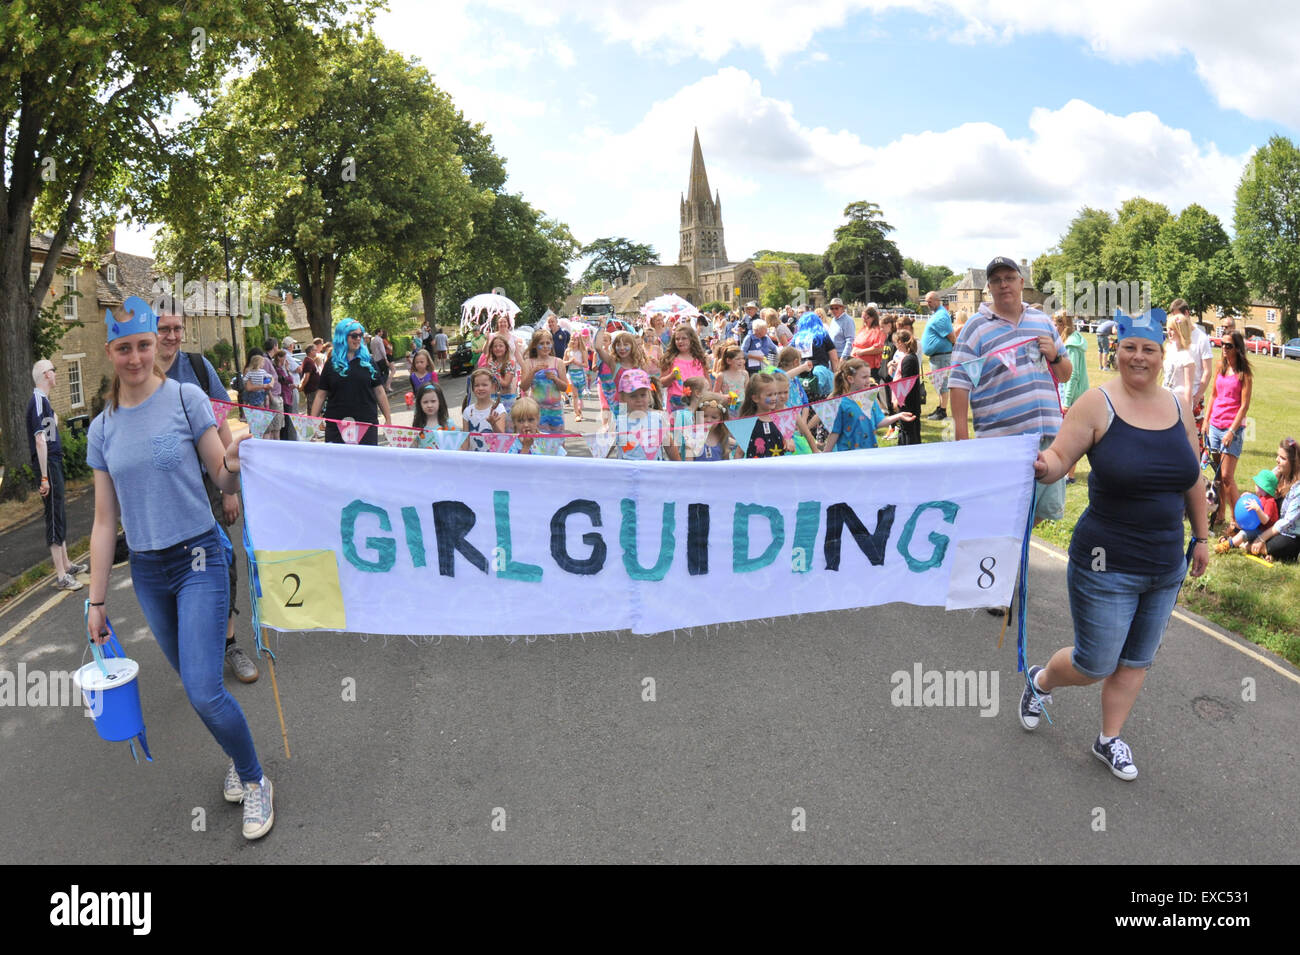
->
[460,292,521,335]
[641,293,700,321]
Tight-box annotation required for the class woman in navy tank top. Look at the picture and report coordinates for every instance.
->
[1018,309,1210,781]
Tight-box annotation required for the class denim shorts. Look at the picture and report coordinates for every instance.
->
[1067,559,1187,677]
[1206,423,1243,458]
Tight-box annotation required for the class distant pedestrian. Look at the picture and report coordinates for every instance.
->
[28,359,85,592]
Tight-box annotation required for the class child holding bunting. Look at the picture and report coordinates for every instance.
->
[85,297,273,840]
[822,358,916,452]
[738,372,791,458]
[613,369,679,461]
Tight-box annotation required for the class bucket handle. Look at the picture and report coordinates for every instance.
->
[84,599,125,678]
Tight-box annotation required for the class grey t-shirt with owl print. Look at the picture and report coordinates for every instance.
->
[88,378,217,552]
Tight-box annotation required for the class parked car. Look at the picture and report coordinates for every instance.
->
[1244,336,1272,354]
[1283,337,1300,360]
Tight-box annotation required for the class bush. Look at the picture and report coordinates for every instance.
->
[700,301,729,314]
[392,334,412,357]
[8,425,89,497]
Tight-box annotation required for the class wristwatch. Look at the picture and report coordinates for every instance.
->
[1050,353,1064,365]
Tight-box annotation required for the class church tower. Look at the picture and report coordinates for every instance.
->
[679,129,727,283]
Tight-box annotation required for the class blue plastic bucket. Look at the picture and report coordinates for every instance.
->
[75,617,151,760]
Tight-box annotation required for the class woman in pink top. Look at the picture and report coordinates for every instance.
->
[659,323,709,413]
[1202,330,1253,530]
[852,305,886,374]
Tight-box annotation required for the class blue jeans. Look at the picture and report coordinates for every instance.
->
[129,526,262,784]
[1067,559,1186,677]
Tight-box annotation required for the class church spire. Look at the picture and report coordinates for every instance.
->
[687,128,712,206]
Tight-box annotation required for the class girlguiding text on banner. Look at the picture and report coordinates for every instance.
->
[239,435,1038,636]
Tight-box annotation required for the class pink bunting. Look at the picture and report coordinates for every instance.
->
[338,418,371,445]
[481,433,515,454]
[768,408,799,440]
[210,398,232,422]
[890,377,915,404]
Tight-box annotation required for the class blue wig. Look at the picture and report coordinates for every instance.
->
[791,311,830,353]
[332,318,376,377]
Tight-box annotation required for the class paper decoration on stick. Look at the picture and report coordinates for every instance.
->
[584,432,615,459]
[724,416,757,450]
[338,418,370,445]
[433,430,468,451]
[768,409,799,441]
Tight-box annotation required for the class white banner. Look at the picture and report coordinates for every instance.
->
[239,435,1038,636]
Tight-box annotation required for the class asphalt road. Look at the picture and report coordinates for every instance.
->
[1,535,1296,864]
[2,362,1297,864]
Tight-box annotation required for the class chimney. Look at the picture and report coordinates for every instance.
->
[109,227,116,252]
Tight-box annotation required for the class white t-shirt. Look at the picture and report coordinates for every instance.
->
[462,401,506,451]
[1190,326,1213,397]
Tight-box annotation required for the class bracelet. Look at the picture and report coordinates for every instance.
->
[89,601,105,607]
[1189,537,1208,545]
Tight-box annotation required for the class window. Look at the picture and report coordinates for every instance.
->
[62,271,77,320]
[106,263,117,284]
[1267,309,1277,323]
[739,272,759,301]
[29,264,39,290]
[67,359,84,409]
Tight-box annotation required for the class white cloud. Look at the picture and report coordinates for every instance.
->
[539,69,1251,275]
[470,1,1300,128]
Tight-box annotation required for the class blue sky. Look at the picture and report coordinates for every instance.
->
[120,1,1299,283]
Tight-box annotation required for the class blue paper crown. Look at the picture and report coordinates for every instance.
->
[105,295,158,342]
[1113,306,1166,345]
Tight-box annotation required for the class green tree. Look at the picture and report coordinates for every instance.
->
[756,255,808,309]
[752,249,827,291]
[0,0,351,494]
[1100,197,1171,287]
[1032,249,1065,291]
[1057,207,1114,281]
[580,237,658,286]
[1151,204,1248,318]
[156,31,468,343]
[1235,135,1300,339]
[822,201,902,302]
[902,257,959,296]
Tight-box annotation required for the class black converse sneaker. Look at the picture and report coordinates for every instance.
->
[1093,735,1138,780]
[1018,665,1051,730]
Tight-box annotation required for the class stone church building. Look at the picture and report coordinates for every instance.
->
[575,130,781,316]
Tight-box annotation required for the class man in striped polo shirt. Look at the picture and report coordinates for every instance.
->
[948,256,1072,526]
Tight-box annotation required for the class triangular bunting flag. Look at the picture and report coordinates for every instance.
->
[724,416,757,449]
[534,437,566,456]
[245,408,275,439]
[768,408,799,441]
[964,357,982,390]
[811,397,842,425]
[482,432,514,453]
[291,415,320,442]
[338,419,371,445]
[997,349,1017,375]
[383,426,416,449]
[413,427,439,449]
[847,388,882,414]
[210,398,232,422]
[889,377,915,404]
[638,424,665,454]
[433,430,468,451]
[584,432,616,459]
[680,423,710,457]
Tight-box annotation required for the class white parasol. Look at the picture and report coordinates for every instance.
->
[641,293,701,321]
[460,292,521,335]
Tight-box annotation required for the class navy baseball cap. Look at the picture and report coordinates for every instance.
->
[985,256,1021,279]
